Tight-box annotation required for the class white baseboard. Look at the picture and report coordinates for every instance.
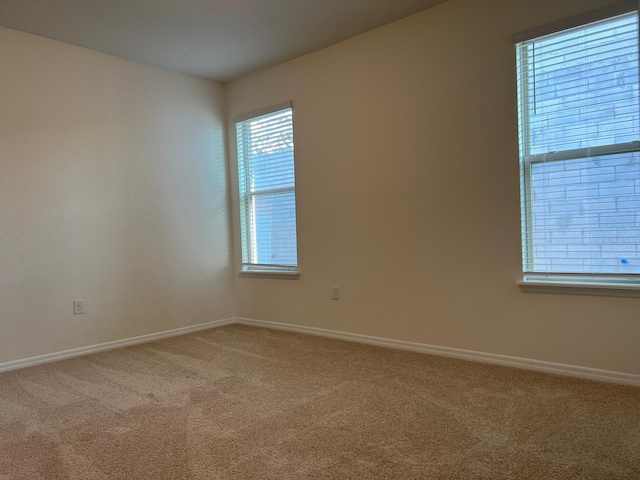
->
[236,317,640,387]
[0,317,235,374]
[3,316,638,387]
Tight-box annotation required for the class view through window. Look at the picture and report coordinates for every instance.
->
[235,106,298,271]
[516,11,640,277]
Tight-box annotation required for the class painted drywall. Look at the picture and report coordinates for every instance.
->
[0,27,234,363]
[226,0,640,375]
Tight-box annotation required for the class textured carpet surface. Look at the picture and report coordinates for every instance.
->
[0,324,638,479]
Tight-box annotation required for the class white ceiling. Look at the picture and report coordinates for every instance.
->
[0,0,447,83]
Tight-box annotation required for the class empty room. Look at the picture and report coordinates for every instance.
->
[0,0,639,478]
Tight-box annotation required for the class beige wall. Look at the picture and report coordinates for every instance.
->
[0,28,234,363]
[1,0,637,376]
[227,0,640,375]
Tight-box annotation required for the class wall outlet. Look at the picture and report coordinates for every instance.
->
[331,286,340,300]
[73,299,84,315]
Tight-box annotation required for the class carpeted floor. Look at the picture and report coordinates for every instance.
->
[0,324,638,479]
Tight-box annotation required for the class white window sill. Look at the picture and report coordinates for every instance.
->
[517,277,640,298]
[239,269,300,280]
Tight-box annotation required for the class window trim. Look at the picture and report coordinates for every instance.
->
[234,102,300,278]
[233,102,293,124]
[512,0,637,44]
[515,8,640,294]
[518,275,640,298]
[238,268,300,280]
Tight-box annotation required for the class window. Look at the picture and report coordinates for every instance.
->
[235,104,298,274]
[516,9,640,290]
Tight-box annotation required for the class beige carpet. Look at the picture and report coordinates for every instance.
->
[0,324,638,479]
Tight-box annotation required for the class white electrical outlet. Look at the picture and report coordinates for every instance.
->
[331,286,340,300]
[73,299,84,315]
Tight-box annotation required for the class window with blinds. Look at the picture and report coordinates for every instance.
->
[516,10,640,281]
[235,104,298,272]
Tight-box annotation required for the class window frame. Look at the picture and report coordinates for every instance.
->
[234,102,300,279]
[514,8,640,296]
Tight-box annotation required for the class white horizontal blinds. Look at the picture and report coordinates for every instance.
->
[516,12,640,275]
[236,107,298,269]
